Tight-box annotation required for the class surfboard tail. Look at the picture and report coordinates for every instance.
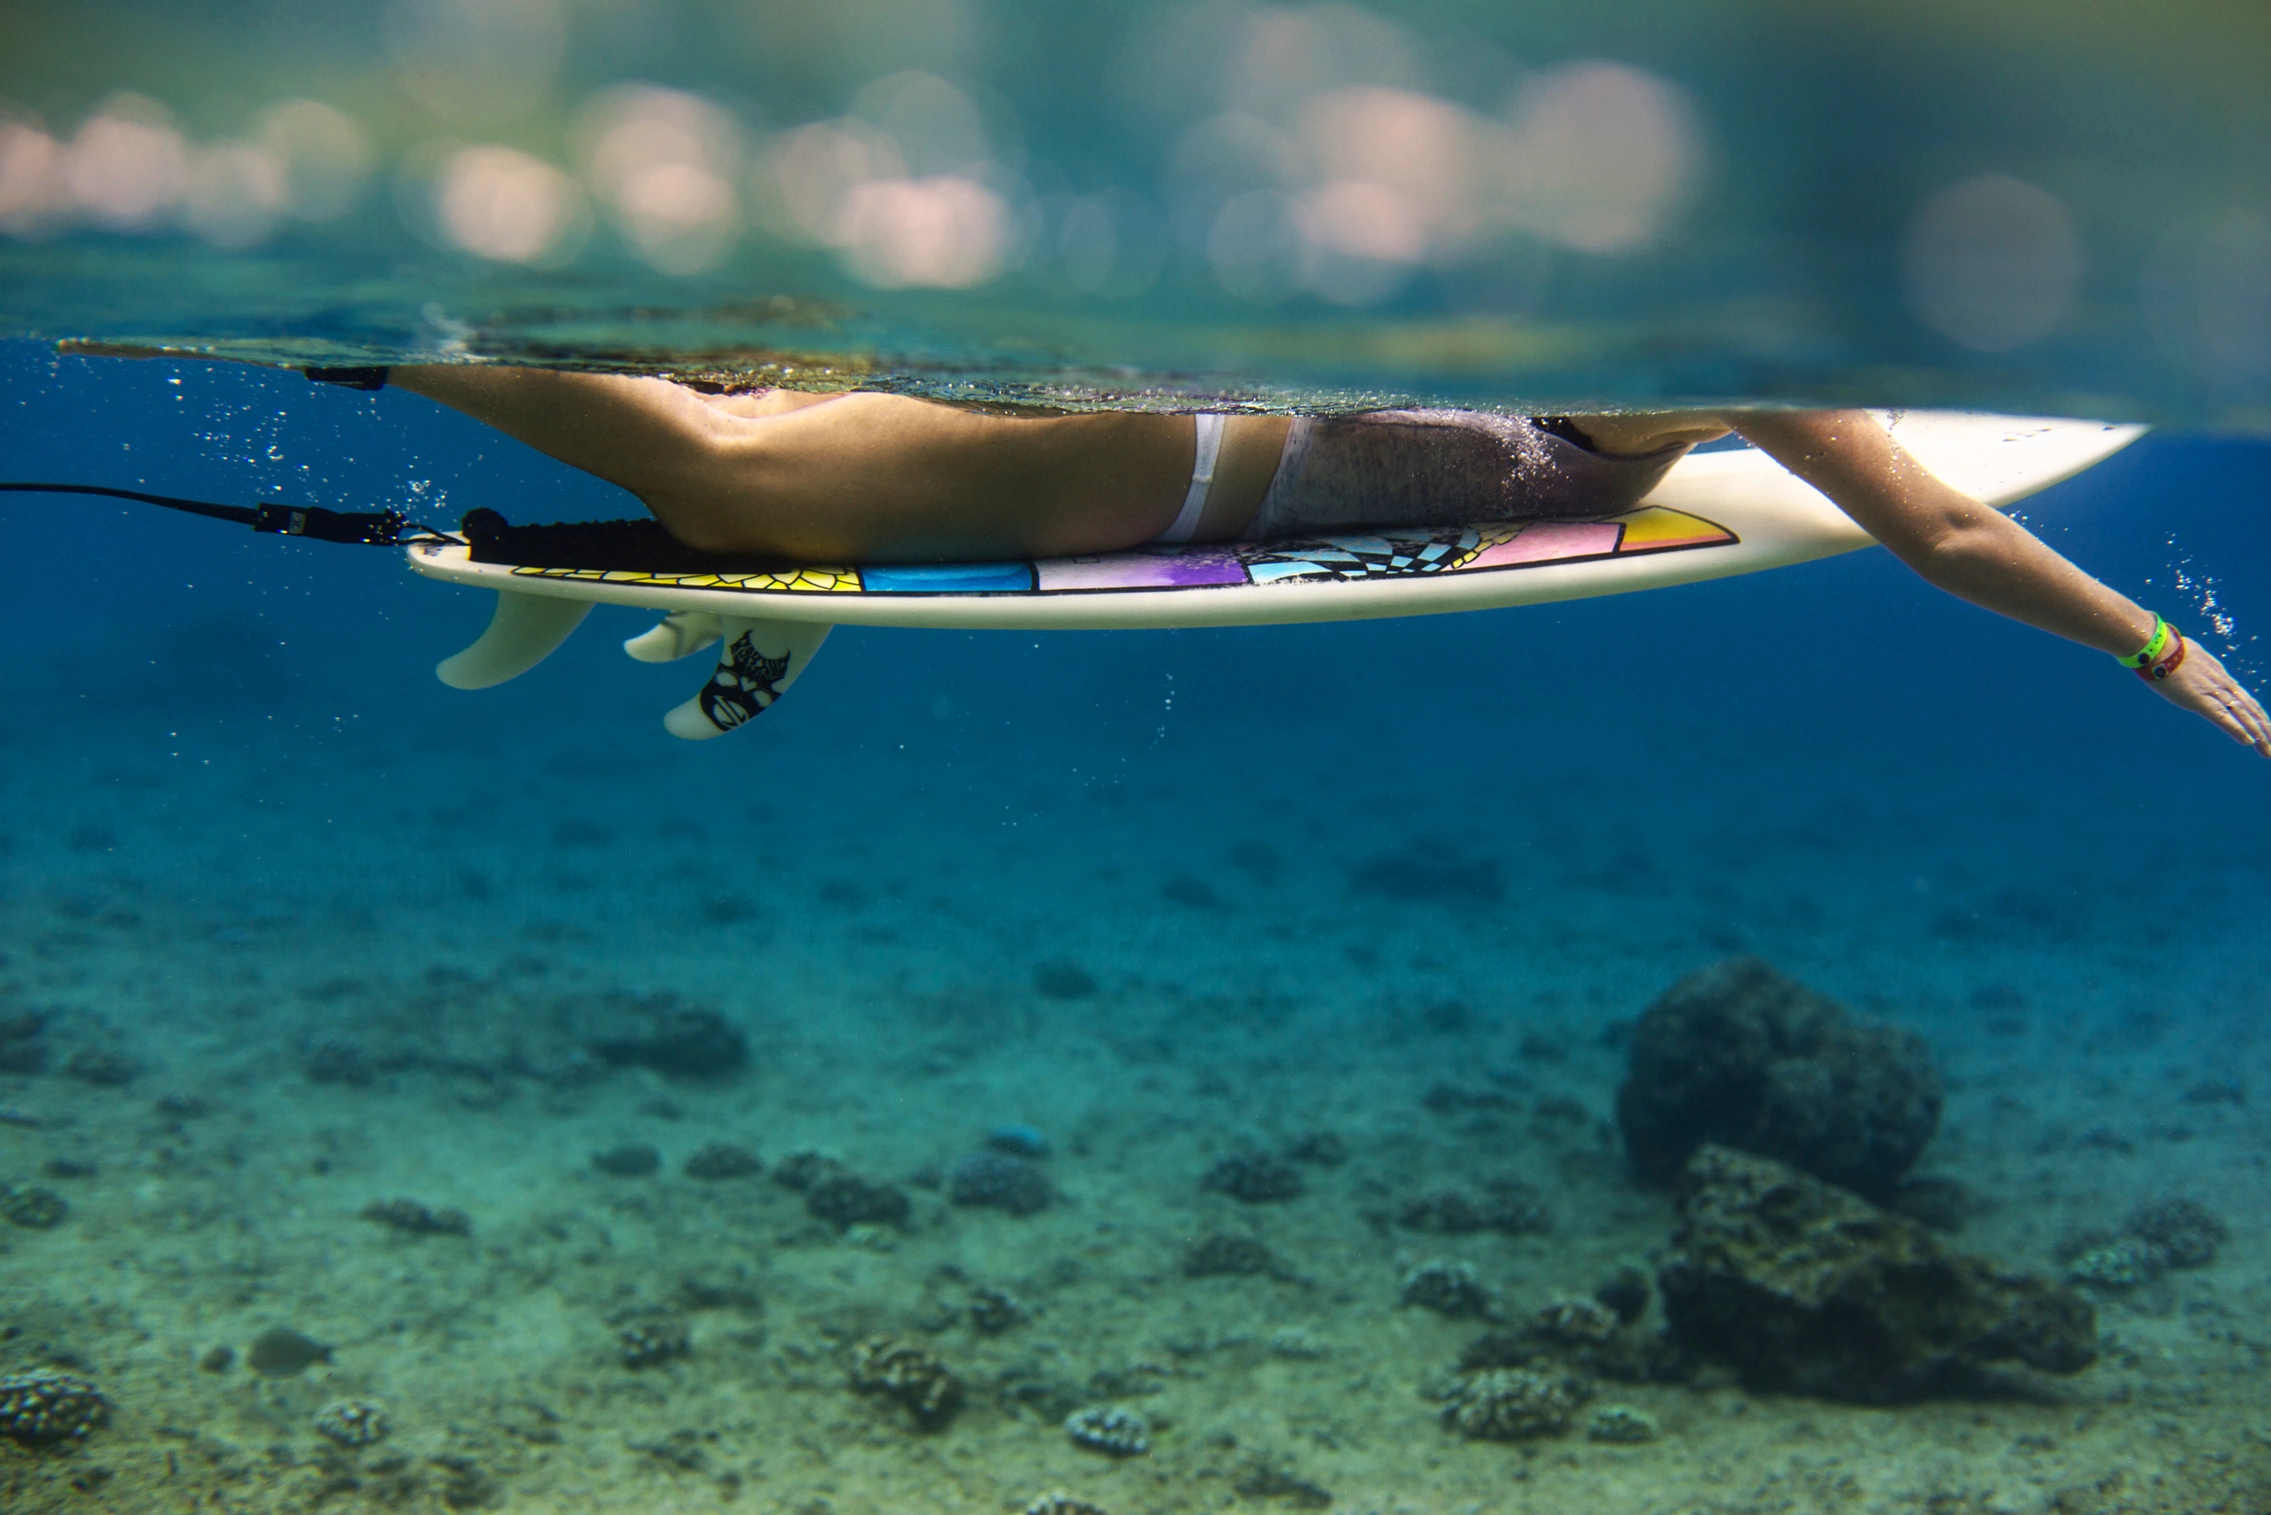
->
[661,617,831,741]
[436,590,591,689]
[623,610,721,663]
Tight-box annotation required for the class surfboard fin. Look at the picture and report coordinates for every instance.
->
[662,618,831,740]
[623,610,722,663]
[436,589,591,689]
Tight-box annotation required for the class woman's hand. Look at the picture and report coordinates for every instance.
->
[2153,640,2271,756]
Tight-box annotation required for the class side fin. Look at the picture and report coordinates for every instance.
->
[623,610,722,663]
[663,617,831,740]
[436,590,592,689]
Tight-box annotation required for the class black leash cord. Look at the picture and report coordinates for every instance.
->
[0,482,462,546]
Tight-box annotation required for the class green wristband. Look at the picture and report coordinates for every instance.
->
[2117,615,2171,669]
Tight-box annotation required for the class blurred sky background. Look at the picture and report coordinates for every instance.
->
[3,0,2270,419]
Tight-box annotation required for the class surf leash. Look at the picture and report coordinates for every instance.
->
[0,481,462,547]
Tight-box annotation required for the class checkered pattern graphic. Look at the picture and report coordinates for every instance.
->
[1238,524,1521,584]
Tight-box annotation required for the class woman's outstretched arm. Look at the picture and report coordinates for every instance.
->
[1723,409,2270,756]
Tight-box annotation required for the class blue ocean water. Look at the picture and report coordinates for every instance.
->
[4,3,2271,1509]
[3,344,2268,1511]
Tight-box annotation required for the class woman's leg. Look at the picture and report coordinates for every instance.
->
[388,366,746,507]
[391,365,1285,561]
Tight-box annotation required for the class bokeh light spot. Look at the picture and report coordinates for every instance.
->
[1903,174,2083,353]
[183,142,287,249]
[435,144,585,263]
[63,96,188,232]
[0,123,69,238]
[259,100,374,222]
[579,86,743,276]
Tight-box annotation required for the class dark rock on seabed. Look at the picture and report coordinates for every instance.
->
[1659,1146,2096,1402]
[1395,1176,1551,1236]
[0,1011,48,1074]
[589,1004,748,1080]
[0,1184,68,1229]
[1401,1259,1493,1318]
[947,1151,1053,1214]
[683,1141,763,1180]
[590,1143,661,1177]
[1617,957,1942,1198]
[360,1197,472,1236]
[804,1169,912,1228]
[1182,1231,1281,1278]
[247,1326,333,1377]
[1200,1149,1305,1203]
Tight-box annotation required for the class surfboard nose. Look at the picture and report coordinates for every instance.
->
[661,618,832,740]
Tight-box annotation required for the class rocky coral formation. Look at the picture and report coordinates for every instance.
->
[1200,1150,1304,1203]
[770,1149,840,1193]
[806,1170,912,1229]
[0,1184,68,1229]
[849,1335,962,1430]
[1659,1145,2096,1402]
[0,1011,47,1074]
[1594,1264,1651,1324]
[2061,1196,2227,1290]
[1438,1368,1589,1441]
[1533,1295,1623,1346]
[1064,1405,1150,1456]
[946,1151,1053,1215]
[297,981,748,1092]
[1023,1495,1109,1515]
[1182,1232,1280,1278]
[61,1046,137,1086]
[0,1369,108,1442]
[1349,836,1505,903]
[588,1003,748,1080]
[2064,1238,2161,1290]
[590,1143,660,1177]
[1400,1259,1492,1318]
[1231,1455,1334,1507]
[1395,1177,1550,1236]
[313,1399,389,1446]
[618,1315,691,1369]
[968,1287,1029,1334]
[1616,958,1943,1197]
[682,1142,763,1180]
[1282,1130,1348,1166]
[1456,1291,1682,1385]
[2125,1197,2226,1269]
[1586,1405,1659,1444]
[359,1198,471,1236]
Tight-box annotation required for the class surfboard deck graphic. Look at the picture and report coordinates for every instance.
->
[407,411,2144,738]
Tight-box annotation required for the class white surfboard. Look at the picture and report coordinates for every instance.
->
[407,411,2143,738]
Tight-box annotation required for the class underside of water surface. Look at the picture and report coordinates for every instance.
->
[2,1,2269,421]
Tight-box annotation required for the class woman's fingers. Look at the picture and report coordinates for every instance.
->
[2164,644,2271,755]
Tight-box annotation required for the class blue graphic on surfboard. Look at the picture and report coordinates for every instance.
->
[410,411,2143,740]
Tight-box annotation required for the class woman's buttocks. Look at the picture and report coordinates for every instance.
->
[1241,409,1689,540]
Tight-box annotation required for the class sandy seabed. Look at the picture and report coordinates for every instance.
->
[2,696,2268,1515]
